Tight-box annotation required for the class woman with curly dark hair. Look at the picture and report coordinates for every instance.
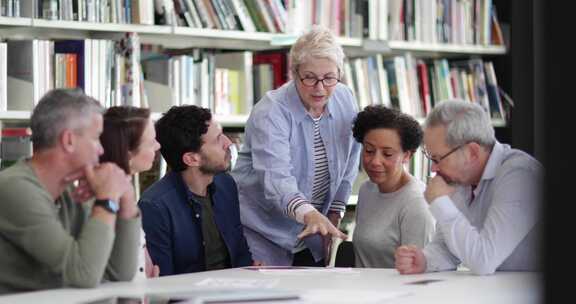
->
[351,105,435,268]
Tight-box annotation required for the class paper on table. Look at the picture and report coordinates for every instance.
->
[246,267,360,275]
[300,289,411,303]
[195,278,280,289]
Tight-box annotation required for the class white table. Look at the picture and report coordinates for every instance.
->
[0,267,542,304]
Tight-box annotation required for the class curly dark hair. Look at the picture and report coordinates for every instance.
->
[155,105,212,172]
[352,105,422,153]
[100,106,151,174]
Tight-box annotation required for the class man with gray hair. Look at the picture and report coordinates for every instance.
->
[395,100,542,275]
[0,89,141,294]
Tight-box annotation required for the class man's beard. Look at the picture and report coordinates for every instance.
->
[198,151,231,175]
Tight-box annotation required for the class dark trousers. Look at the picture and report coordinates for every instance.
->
[292,248,325,267]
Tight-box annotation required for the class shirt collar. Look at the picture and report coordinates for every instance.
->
[478,141,505,182]
[177,172,216,202]
[285,81,334,124]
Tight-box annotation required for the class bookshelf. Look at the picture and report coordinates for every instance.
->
[0,15,508,121]
[1,1,510,194]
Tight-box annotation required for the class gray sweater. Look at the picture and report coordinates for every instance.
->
[0,159,141,294]
[353,176,435,268]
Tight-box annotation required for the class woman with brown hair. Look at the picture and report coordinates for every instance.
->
[100,106,161,279]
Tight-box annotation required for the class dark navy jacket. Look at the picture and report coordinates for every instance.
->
[138,171,253,275]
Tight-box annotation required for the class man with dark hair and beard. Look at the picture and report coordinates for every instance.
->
[138,105,255,276]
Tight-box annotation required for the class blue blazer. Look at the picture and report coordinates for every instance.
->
[139,171,253,275]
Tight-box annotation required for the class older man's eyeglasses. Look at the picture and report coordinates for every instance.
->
[299,76,340,87]
[423,145,464,165]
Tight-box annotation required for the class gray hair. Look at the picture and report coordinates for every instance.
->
[31,88,103,151]
[289,25,345,78]
[424,99,495,148]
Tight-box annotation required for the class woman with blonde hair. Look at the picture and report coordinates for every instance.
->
[232,26,361,266]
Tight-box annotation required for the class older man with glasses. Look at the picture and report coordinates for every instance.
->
[395,100,543,275]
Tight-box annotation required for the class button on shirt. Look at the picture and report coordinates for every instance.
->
[423,141,543,275]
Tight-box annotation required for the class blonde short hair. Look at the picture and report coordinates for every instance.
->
[289,26,345,78]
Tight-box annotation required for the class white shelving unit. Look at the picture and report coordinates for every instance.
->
[0,16,32,26]
[0,111,30,120]
[0,17,508,127]
[0,17,507,53]
[388,40,507,56]
[2,110,505,128]
[150,112,248,128]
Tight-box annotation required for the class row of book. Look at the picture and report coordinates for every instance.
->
[141,47,255,116]
[31,0,155,24]
[0,38,284,116]
[157,0,505,44]
[388,0,504,45]
[343,54,508,122]
[4,1,504,45]
[142,47,289,115]
[0,33,143,112]
[1,41,508,124]
[0,0,22,17]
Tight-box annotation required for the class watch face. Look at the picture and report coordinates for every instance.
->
[107,200,119,213]
[96,199,119,214]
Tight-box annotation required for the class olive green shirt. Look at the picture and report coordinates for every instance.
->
[190,193,231,270]
[0,159,141,294]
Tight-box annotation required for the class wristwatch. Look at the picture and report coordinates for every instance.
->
[94,199,120,214]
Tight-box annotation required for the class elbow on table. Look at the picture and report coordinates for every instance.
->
[111,271,136,282]
[467,261,498,275]
[69,276,101,289]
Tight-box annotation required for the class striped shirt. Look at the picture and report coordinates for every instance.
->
[292,115,330,253]
[286,115,347,222]
[311,115,330,209]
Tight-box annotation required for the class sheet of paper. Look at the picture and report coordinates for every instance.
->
[244,266,360,275]
[194,278,280,289]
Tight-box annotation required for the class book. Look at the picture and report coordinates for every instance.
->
[416,59,431,115]
[252,50,288,89]
[0,126,32,170]
[142,54,175,112]
[54,40,86,90]
[491,4,504,45]
[183,0,202,28]
[7,40,40,111]
[0,42,6,112]
[484,61,505,121]
[243,0,267,32]
[214,51,253,115]
[253,63,273,103]
[229,0,257,32]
